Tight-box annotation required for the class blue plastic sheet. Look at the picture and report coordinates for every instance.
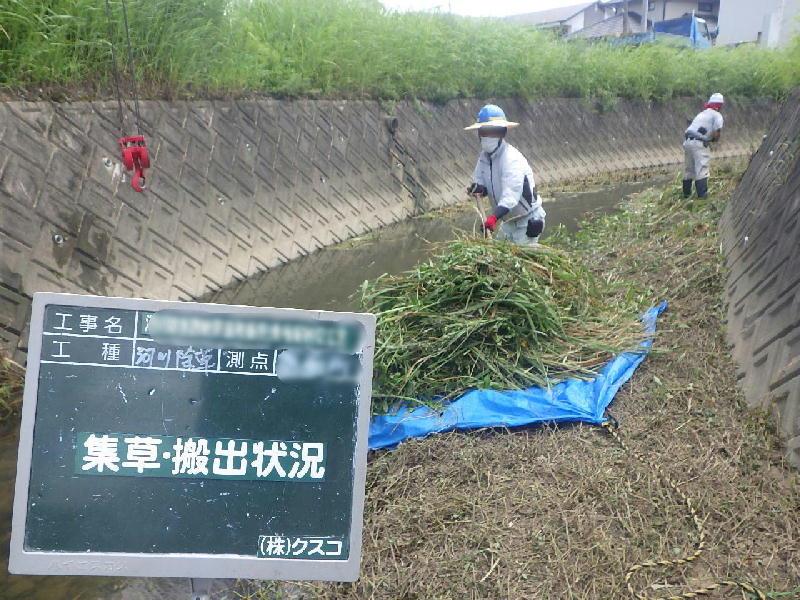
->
[368,302,667,450]
[653,15,712,49]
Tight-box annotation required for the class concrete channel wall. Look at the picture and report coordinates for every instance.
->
[720,89,800,467]
[0,96,775,363]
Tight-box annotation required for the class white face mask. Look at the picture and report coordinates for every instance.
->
[480,137,501,154]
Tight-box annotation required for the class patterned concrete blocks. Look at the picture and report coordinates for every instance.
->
[0,96,776,365]
[720,90,800,467]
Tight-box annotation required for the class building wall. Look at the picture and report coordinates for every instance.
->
[0,97,776,364]
[565,10,585,34]
[763,9,784,47]
[567,1,653,33]
[570,13,625,38]
[582,3,607,28]
[636,0,699,22]
[599,1,650,31]
[779,0,800,47]
[649,0,667,22]
[592,1,716,32]
[593,1,720,20]
[716,0,800,46]
[663,1,705,20]
[635,0,650,29]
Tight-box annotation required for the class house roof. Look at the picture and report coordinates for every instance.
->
[505,2,594,26]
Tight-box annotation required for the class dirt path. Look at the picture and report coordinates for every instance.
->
[241,169,800,599]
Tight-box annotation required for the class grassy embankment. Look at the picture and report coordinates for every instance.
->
[2,0,799,102]
[239,168,800,599]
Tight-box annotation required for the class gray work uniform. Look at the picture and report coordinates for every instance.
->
[471,141,546,246]
[683,108,724,180]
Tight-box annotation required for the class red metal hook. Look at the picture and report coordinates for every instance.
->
[118,135,150,192]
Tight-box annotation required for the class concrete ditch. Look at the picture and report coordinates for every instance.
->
[720,89,800,467]
[0,96,776,363]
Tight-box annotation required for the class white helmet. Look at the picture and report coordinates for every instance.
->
[708,93,724,104]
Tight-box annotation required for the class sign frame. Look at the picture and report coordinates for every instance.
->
[9,292,375,581]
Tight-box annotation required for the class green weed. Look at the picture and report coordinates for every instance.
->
[360,237,645,413]
[1,0,798,102]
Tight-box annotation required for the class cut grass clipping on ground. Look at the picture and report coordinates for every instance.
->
[361,237,645,413]
[0,352,24,424]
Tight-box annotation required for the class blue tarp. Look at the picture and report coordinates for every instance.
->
[653,15,711,48]
[368,301,668,450]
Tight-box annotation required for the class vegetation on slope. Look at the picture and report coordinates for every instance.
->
[2,0,799,102]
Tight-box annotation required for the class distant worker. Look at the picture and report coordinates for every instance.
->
[683,93,724,199]
[465,105,545,246]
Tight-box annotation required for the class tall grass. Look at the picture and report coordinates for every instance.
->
[1,0,799,101]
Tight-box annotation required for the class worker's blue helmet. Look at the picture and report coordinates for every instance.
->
[464,104,519,130]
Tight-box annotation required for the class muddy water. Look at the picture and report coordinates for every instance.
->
[0,178,663,600]
[209,180,663,311]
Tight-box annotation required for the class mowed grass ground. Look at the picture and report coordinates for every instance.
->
[238,169,800,599]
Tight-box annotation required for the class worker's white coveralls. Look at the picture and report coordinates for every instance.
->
[471,141,546,245]
[683,108,724,180]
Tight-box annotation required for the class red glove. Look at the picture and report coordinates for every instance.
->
[483,214,498,232]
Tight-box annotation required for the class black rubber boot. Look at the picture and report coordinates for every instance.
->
[682,179,693,198]
[695,178,708,198]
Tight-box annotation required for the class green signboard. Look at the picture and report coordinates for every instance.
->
[10,293,375,581]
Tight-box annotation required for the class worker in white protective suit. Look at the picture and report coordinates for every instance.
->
[683,93,725,198]
[465,105,546,246]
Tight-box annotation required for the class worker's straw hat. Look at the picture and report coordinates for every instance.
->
[464,104,519,130]
[708,92,724,104]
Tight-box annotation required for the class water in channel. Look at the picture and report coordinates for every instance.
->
[0,177,664,600]
[208,179,664,311]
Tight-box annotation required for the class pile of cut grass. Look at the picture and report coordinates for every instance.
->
[361,237,645,412]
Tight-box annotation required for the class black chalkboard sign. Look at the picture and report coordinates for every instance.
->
[9,293,375,581]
